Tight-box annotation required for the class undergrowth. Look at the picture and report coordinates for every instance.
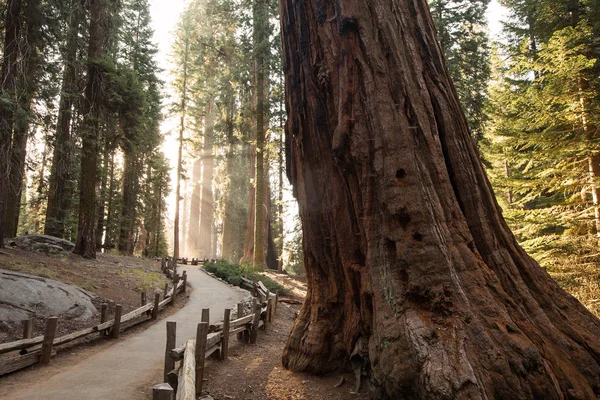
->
[505,208,600,318]
[203,260,289,295]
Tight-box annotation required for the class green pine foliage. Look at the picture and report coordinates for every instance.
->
[429,0,491,142]
[483,0,600,316]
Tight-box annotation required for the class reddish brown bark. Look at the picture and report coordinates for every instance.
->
[279,0,600,398]
[45,0,81,239]
[74,0,108,258]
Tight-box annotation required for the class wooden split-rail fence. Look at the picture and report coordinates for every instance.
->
[152,286,279,400]
[0,261,186,377]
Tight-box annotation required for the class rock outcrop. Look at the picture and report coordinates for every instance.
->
[0,269,98,327]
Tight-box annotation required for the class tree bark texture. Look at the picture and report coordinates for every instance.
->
[0,0,22,246]
[74,0,108,259]
[3,0,43,238]
[252,0,268,267]
[96,137,111,250]
[279,0,600,398]
[118,148,139,254]
[45,0,81,239]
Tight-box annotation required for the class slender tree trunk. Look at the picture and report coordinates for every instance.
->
[187,154,201,257]
[96,136,110,250]
[199,102,215,258]
[45,0,81,239]
[173,35,189,261]
[3,0,43,238]
[277,88,285,272]
[279,0,600,398]
[103,151,116,250]
[181,179,188,256]
[252,0,268,268]
[0,0,22,246]
[118,148,138,254]
[221,91,236,262]
[74,0,108,259]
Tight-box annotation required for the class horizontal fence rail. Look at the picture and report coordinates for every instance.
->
[153,285,279,399]
[0,260,186,376]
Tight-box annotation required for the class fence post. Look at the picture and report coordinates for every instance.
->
[170,274,179,306]
[163,283,168,300]
[195,322,208,396]
[40,317,58,365]
[152,383,173,400]
[182,271,187,293]
[250,298,260,344]
[111,304,122,339]
[100,304,108,337]
[141,291,147,306]
[161,257,166,273]
[201,308,209,324]
[164,321,176,382]
[265,298,273,330]
[152,293,160,320]
[22,318,34,339]
[275,290,279,315]
[237,302,245,341]
[221,309,231,360]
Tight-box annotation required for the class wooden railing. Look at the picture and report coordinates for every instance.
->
[152,290,278,399]
[0,264,186,376]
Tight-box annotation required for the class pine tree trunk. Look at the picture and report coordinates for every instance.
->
[118,148,138,254]
[181,179,188,256]
[0,0,22,246]
[279,0,600,398]
[221,92,236,262]
[74,0,108,259]
[199,103,215,258]
[103,151,116,250]
[187,155,201,257]
[3,0,42,238]
[277,93,285,272]
[96,137,111,250]
[45,0,81,239]
[252,0,268,268]
[173,35,189,261]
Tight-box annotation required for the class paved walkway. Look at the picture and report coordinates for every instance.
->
[1,266,249,400]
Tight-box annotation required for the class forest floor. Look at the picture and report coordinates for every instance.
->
[0,248,170,343]
[202,271,375,400]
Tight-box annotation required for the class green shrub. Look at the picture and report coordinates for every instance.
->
[204,260,289,295]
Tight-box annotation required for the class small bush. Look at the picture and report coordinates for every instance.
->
[204,260,289,295]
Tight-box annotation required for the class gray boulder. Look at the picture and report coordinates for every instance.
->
[9,234,75,254]
[0,269,98,326]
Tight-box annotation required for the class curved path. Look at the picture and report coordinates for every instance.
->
[1,266,249,400]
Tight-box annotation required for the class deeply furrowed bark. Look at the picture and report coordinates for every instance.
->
[279,0,600,398]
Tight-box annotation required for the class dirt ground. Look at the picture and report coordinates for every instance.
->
[202,272,375,400]
[0,248,170,343]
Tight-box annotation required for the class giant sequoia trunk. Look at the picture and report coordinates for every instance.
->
[0,0,22,246]
[74,0,107,259]
[279,0,600,398]
[3,0,43,238]
[45,0,81,239]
